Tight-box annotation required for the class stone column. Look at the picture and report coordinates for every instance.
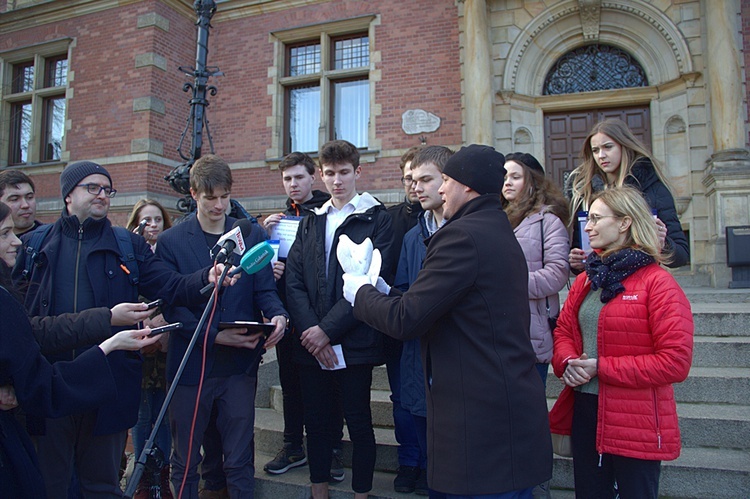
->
[462,0,493,145]
[702,0,750,287]
[705,0,744,150]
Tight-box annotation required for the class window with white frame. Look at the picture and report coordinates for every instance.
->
[1,41,69,167]
[273,17,374,156]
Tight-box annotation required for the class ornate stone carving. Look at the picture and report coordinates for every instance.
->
[514,127,532,145]
[579,0,601,40]
[402,109,441,135]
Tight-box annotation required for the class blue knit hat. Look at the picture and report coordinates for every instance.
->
[60,161,112,198]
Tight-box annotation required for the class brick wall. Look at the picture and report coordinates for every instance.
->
[1,0,462,211]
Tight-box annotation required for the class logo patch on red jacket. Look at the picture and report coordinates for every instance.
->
[621,294,639,301]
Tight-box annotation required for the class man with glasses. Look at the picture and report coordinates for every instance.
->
[15,161,226,498]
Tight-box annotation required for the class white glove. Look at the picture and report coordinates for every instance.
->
[343,273,375,306]
[375,276,391,295]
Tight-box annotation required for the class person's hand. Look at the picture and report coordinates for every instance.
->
[0,385,18,411]
[655,217,667,251]
[563,353,597,387]
[375,276,391,295]
[208,263,240,287]
[314,344,339,369]
[300,325,330,356]
[264,316,287,349]
[272,261,285,282]
[215,328,263,349]
[263,213,284,236]
[342,273,375,306]
[143,313,168,329]
[99,328,160,355]
[110,302,152,326]
[569,248,587,272]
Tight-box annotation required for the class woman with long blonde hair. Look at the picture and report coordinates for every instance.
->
[567,119,689,272]
[550,186,693,498]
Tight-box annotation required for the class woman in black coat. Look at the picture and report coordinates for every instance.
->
[567,118,690,271]
[0,202,159,497]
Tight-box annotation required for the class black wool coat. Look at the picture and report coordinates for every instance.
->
[353,195,553,495]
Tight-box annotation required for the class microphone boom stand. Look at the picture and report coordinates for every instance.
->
[124,262,231,498]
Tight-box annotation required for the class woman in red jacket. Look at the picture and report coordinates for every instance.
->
[549,186,693,498]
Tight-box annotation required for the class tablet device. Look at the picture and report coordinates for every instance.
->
[218,321,275,337]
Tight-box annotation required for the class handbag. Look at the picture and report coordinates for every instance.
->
[551,432,572,457]
[540,216,559,331]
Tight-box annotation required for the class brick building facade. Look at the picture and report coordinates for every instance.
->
[2,0,750,286]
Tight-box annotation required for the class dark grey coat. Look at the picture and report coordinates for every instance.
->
[353,195,552,495]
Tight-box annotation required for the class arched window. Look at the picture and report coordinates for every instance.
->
[543,44,648,95]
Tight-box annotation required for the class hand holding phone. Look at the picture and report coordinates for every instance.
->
[145,299,163,310]
[147,322,183,337]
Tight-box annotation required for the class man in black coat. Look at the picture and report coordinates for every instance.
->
[343,145,553,496]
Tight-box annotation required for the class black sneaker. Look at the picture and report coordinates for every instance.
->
[263,444,307,474]
[393,465,420,493]
[414,468,428,496]
[329,448,345,482]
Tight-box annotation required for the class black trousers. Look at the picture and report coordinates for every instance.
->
[571,392,661,499]
[299,364,376,493]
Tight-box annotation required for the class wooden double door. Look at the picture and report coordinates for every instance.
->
[543,106,651,189]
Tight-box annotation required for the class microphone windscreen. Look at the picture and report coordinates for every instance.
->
[233,218,255,240]
[238,241,274,275]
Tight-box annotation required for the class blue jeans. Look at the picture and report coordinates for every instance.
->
[132,386,171,465]
[386,346,421,467]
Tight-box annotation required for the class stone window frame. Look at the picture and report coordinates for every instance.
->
[268,15,377,161]
[0,38,72,168]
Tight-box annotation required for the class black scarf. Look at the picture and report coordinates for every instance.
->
[585,248,655,303]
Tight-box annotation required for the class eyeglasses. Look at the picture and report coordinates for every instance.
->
[77,183,117,198]
[585,214,619,226]
[400,177,415,186]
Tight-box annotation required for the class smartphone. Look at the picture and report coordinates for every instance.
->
[145,299,163,310]
[147,322,183,337]
[136,219,148,236]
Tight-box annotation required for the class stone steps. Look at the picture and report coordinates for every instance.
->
[692,335,750,367]
[254,286,750,497]
[254,407,750,498]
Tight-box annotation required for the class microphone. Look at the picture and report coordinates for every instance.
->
[200,240,275,296]
[214,219,252,263]
[228,241,275,277]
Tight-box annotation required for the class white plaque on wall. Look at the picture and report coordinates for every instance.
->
[402,109,441,135]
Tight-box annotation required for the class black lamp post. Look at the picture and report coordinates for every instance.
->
[165,0,223,212]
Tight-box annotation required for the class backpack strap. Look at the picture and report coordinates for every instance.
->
[112,226,142,286]
[23,224,54,278]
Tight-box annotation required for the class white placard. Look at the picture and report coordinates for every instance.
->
[269,216,302,259]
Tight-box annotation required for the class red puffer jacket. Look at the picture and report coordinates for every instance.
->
[549,263,693,461]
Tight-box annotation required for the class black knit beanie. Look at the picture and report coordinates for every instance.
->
[60,161,112,198]
[442,144,506,195]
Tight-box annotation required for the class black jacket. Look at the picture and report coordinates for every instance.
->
[353,195,552,495]
[626,158,690,267]
[0,286,116,497]
[30,308,112,356]
[286,193,394,366]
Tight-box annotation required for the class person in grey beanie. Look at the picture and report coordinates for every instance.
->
[343,144,553,497]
